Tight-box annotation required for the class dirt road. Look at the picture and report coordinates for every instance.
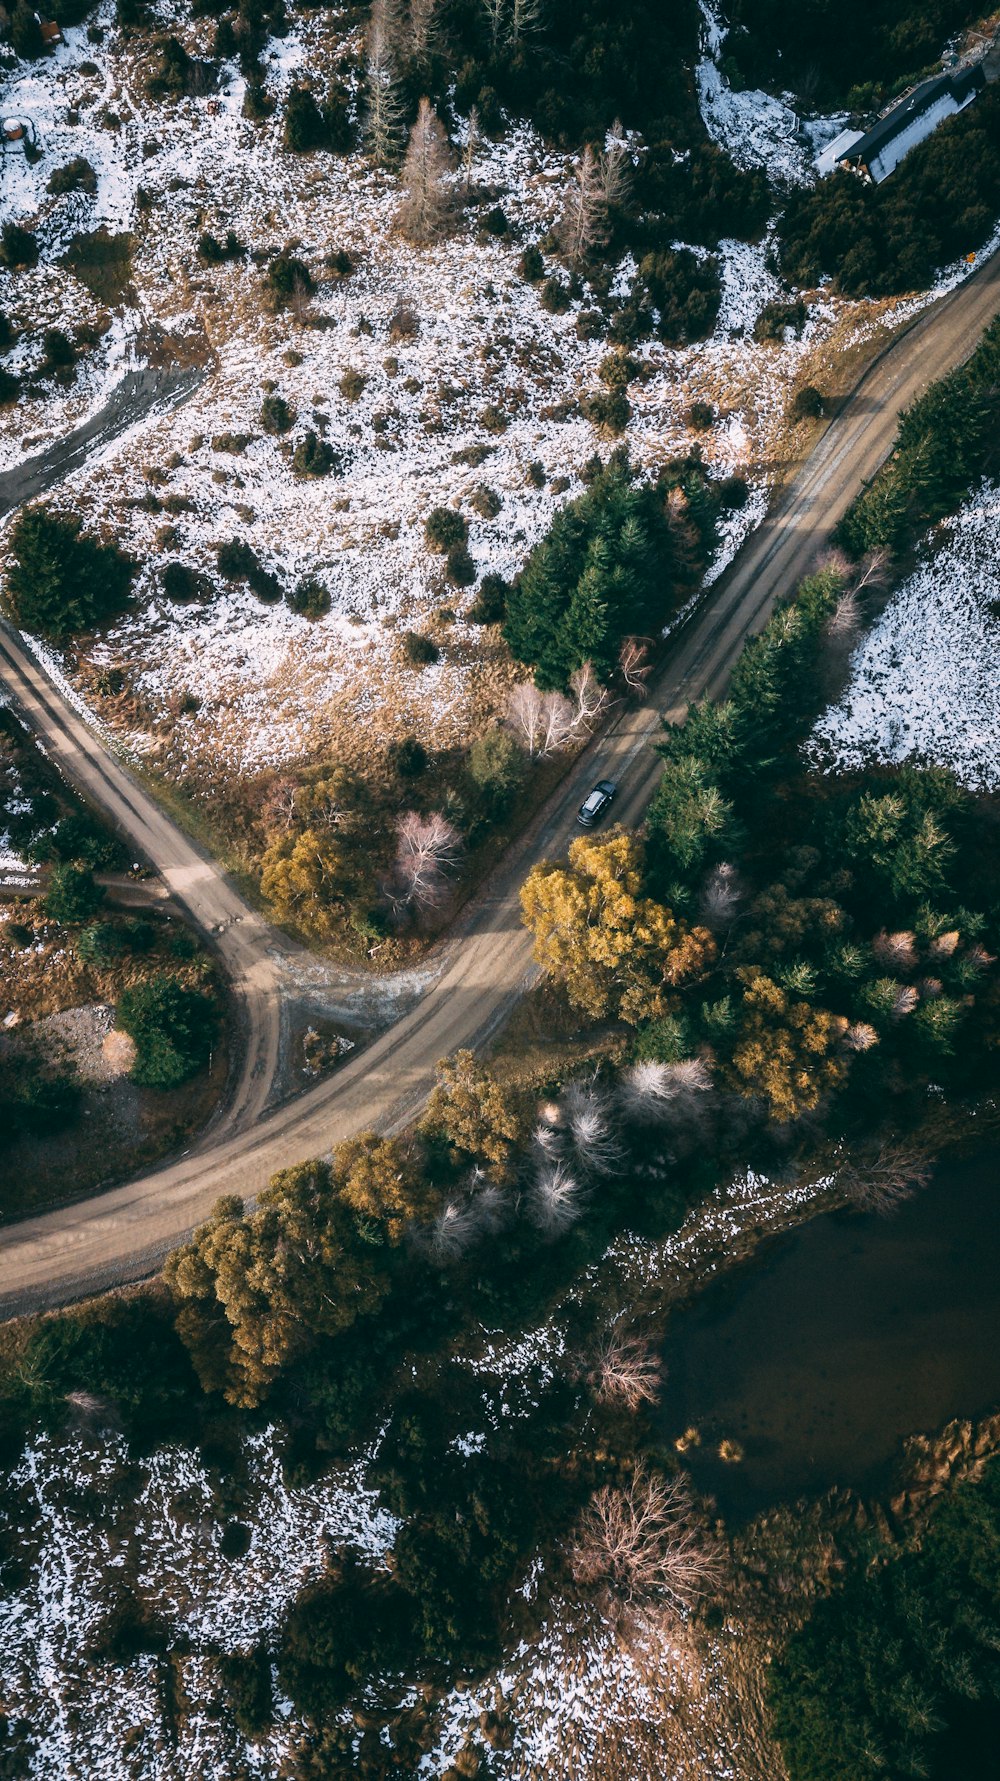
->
[2,252,1000,1315]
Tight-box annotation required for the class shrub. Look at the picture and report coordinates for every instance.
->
[324,248,354,278]
[388,736,428,779]
[519,245,545,282]
[424,507,467,552]
[539,275,571,313]
[446,542,476,585]
[0,368,21,406]
[77,921,127,965]
[576,307,604,341]
[467,572,509,624]
[484,205,508,235]
[283,84,328,153]
[11,0,45,55]
[197,229,245,263]
[116,974,217,1088]
[753,297,807,342]
[161,561,204,603]
[581,387,631,436]
[0,222,39,270]
[686,399,715,431]
[260,392,295,434]
[6,505,135,640]
[44,863,104,925]
[400,631,440,667]
[215,538,258,580]
[47,157,97,196]
[286,578,331,620]
[633,248,721,343]
[339,368,367,401]
[220,1647,272,1739]
[41,328,76,377]
[790,384,824,422]
[291,431,337,477]
[467,727,525,817]
[470,485,502,520]
[211,432,250,454]
[388,303,420,341]
[480,403,509,434]
[263,254,314,311]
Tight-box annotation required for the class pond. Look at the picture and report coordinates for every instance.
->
[660,1150,1000,1520]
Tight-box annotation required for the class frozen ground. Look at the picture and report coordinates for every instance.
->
[811,484,1000,790]
[0,0,917,795]
[0,1164,826,1780]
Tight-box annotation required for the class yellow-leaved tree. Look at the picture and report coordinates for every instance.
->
[420,1050,531,1181]
[259,827,351,939]
[728,969,848,1121]
[519,831,715,1023]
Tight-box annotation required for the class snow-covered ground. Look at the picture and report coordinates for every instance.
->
[0,0,919,794]
[811,484,1000,790]
[0,1164,828,1779]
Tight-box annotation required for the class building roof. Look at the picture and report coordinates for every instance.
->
[847,65,985,166]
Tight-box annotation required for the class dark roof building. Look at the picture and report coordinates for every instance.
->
[836,65,985,183]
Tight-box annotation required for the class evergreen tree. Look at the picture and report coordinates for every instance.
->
[6,505,135,641]
[283,84,328,152]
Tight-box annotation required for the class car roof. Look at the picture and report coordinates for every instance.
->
[581,789,604,809]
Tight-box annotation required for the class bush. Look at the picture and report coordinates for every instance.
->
[424,507,468,552]
[6,505,135,640]
[470,485,502,520]
[686,399,715,431]
[215,538,258,580]
[581,386,631,436]
[388,736,428,779]
[41,328,76,377]
[286,578,331,620]
[467,727,526,817]
[339,368,367,401]
[400,631,440,667]
[197,229,245,263]
[116,974,216,1089]
[480,403,509,434]
[77,921,127,965]
[632,248,721,343]
[0,222,38,270]
[753,297,807,342]
[47,157,97,196]
[220,1647,272,1739]
[0,368,21,406]
[211,432,250,454]
[539,275,571,313]
[260,392,295,434]
[44,863,104,925]
[446,542,476,586]
[283,84,328,153]
[263,254,314,311]
[325,248,354,278]
[388,303,420,341]
[467,572,509,624]
[790,384,824,422]
[161,561,204,603]
[519,245,545,282]
[291,431,337,478]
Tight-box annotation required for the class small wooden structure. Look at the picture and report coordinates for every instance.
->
[39,18,64,44]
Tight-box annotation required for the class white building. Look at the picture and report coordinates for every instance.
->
[818,65,985,184]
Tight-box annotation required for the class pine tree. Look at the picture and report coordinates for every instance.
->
[397,98,455,245]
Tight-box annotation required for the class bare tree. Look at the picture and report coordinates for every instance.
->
[509,0,543,46]
[930,928,960,959]
[430,1197,478,1261]
[892,983,919,1019]
[618,636,652,699]
[698,861,742,934]
[568,660,611,727]
[837,1141,934,1216]
[363,0,406,166]
[398,98,455,245]
[505,664,607,760]
[408,0,440,64]
[392,810,463,908]
[852,548,891,594]
[460,103,481,195]
[480,0,505,52]
[571,1465,723,1614]
[559,127,631,266]
[843,1021,878,1052]
[527,1160,583,1235]
[588,1331,663,1410]
[561,1080,622,1177]
[872,929,918,973]
[617,1058,712,1124]
[261,774,299,832]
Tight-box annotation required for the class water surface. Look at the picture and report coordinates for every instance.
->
[660,1152,1000,1520]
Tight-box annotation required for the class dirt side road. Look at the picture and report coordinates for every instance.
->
[2,252,1000,1314]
